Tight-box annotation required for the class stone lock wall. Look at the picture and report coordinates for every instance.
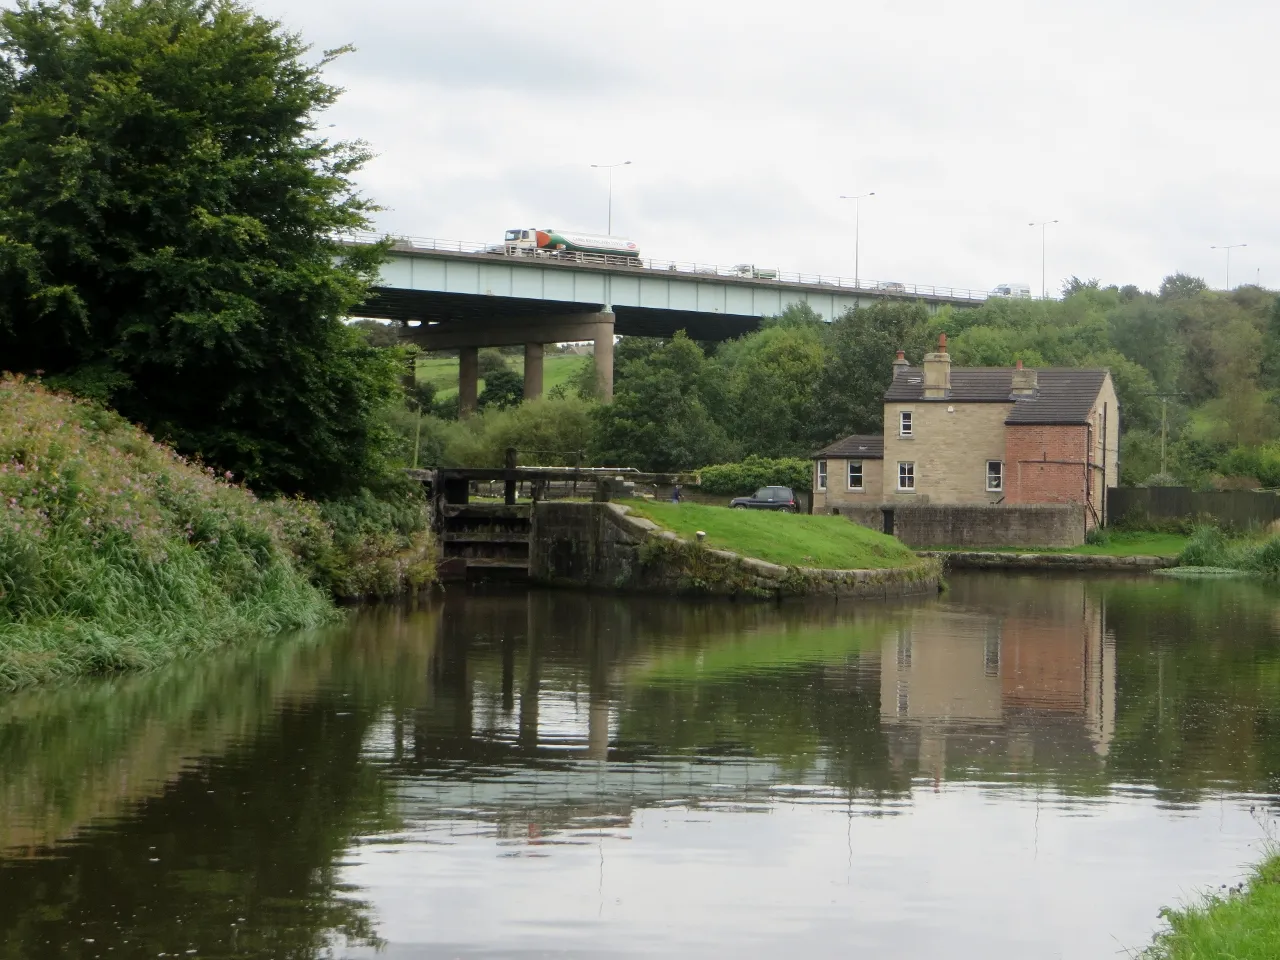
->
[838,503,1085,549]
[529,502,939,599]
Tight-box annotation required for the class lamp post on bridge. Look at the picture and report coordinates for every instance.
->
[590,160,631,235]
[1210,243,1246,290]
[838,192,875,289]
[1029,219,1059,300]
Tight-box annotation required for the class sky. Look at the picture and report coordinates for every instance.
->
[254,0,1280,296]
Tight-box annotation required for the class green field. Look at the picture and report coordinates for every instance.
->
[620,500,921,570]
[418,353,588,401]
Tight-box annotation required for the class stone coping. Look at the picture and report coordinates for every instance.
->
[924,550,1176,571]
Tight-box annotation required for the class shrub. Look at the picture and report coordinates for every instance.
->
[697,455,812,496]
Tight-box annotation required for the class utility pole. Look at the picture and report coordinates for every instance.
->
[590,160,631,235]
[1145,392,1187,477]
[1029,220,1059,299]
[1213,244,1244,289]
[838,192,875,289]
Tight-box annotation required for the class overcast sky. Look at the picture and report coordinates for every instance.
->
[256,0,1279,296]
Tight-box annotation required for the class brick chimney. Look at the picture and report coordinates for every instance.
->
[922,333,951,398]
[892,349,910,379]
[1011,358,1038,397]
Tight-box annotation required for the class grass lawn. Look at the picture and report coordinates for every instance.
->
[620,499,920,570]
[1143,853,1280,959]
[935,531,1189,558]
[419,353,587,401]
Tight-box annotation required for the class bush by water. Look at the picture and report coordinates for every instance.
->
[0,377,432,689]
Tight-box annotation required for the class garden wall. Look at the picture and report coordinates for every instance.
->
[837,503,1084,549]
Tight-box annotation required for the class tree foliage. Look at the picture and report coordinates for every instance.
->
[0,0,398,496]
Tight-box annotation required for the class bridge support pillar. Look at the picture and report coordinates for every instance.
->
[458,346,478,419]
[594,312,615,401]
[523,342,544,400]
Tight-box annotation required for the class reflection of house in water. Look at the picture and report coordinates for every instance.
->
[880,576,1116,780]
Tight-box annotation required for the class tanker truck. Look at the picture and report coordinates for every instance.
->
[503,228,640,259]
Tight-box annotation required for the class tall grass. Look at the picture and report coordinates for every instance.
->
[0,376,344,689]
[1177,526,1280,576]
[1144,853,1280,958]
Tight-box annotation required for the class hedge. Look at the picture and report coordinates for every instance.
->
[697,455,812,496]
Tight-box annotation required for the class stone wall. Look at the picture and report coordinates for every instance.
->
[838,503,1084,549]
[529,502,939,599]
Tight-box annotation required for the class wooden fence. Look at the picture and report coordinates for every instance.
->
[1107,487,1280,529]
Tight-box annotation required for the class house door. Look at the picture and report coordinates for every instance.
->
[881,508,895,536]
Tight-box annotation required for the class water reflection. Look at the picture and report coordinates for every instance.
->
[3,575,1280,958]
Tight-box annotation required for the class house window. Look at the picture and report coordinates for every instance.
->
[898,461,915,491]
[847,460,863,490]
[817,460,827,491]
[899,410,913,437]
[986,460,1003,492]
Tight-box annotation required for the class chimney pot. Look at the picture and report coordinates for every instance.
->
[1016,359,1023,370]
[922,336,952,397]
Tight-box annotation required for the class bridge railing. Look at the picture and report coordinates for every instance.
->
[337,231,993,302]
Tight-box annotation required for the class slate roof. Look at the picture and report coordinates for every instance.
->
[883,367,1109,426]
[812,434,884,459]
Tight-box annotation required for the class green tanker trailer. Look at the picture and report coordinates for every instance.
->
[502,227,640,259]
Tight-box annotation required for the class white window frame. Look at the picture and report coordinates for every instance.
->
[897,461,915,491]
[899,410,913,438]
[847,460,864,491]
[986,460,1003,492]
[816,459,827,491]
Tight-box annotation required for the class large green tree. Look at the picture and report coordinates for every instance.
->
[0,0,397,496]
[591,332,734,471]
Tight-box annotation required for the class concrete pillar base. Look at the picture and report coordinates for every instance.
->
[523,342,544,401]
[459,346,478,419]
[594,312,615,401]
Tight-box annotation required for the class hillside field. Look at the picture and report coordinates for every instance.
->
[419,353,588,401]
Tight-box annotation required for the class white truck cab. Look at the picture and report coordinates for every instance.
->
[504,228,539,255]
[990,282,1032,299]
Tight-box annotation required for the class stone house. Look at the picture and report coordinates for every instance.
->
[812,334,1120,527]
[811,435,884,513]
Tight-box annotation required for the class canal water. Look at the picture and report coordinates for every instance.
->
[3,574,1280,959]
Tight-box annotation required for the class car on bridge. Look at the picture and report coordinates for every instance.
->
[729,486,799,512]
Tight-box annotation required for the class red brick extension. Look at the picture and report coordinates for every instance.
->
[1004,425,1098,520]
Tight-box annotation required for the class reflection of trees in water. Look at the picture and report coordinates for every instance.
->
[0,608,441,958]
[0,701,389,959]
[8,578,1280,954]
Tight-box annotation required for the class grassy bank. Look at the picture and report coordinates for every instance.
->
[621,500,920,569]
[1177,527,1280,576]
[1144,853,1280,958]
[0,377,433,690]
[934,532,1189,558]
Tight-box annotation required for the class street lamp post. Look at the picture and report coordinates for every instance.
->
[590,160,631,235]
[838,192,875,289]
[1028,220,1059,300]
[1210,243,1247,290]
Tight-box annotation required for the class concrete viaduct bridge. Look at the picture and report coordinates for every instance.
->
[347,236,988,416]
